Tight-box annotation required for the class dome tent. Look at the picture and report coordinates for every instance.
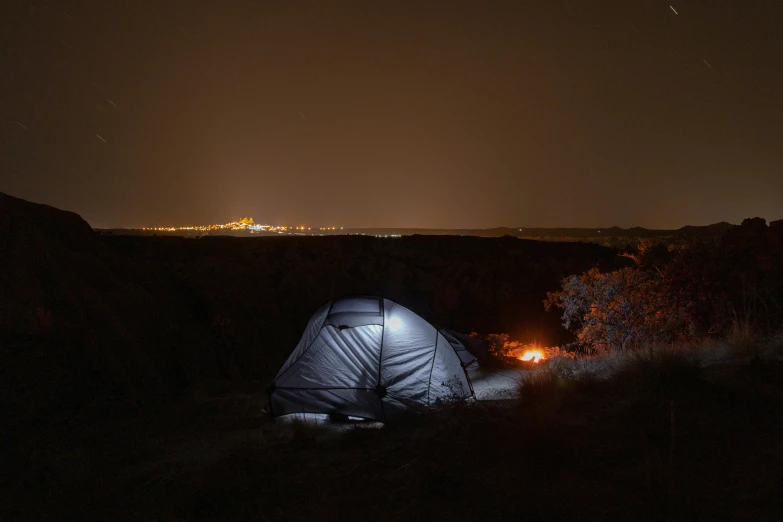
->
[268,296,476,421]
[440,328,480,371]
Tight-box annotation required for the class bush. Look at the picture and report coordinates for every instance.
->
[545,222,783,353]
[545,267,697,352]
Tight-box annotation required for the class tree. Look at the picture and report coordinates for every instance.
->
[545,220,783,353]
[545,267,696,352]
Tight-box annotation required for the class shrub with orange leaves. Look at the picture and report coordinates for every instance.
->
[544,266,696,352]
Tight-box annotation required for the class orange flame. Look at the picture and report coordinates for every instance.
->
[519,350,544,363]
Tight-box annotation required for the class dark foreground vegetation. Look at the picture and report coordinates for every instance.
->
[4,342,783,521]
[2,192,782,520]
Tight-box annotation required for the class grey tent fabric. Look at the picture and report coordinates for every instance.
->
[440,329,479,371]
[269,297,476,421]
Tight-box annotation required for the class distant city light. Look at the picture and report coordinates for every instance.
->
[139,218,368,237]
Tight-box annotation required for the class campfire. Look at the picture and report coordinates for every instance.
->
[469,332,558,366]
[518,349,544,363]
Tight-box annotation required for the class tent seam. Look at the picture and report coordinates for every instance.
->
[440,329,477,399]
[377,298,387,422]
[274,301,334,383]
[425,327,440,406]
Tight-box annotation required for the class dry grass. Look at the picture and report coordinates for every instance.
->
[769,333,783,360]
[532,319,776,388]
[516,324,782,419]
[723,319,763,362]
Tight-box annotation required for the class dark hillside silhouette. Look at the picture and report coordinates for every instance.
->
[2,193,782,521]
[1,193,627,424]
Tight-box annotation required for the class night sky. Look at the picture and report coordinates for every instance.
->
[2,1,781,229]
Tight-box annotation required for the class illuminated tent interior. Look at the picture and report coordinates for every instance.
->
[268,297,476,421]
